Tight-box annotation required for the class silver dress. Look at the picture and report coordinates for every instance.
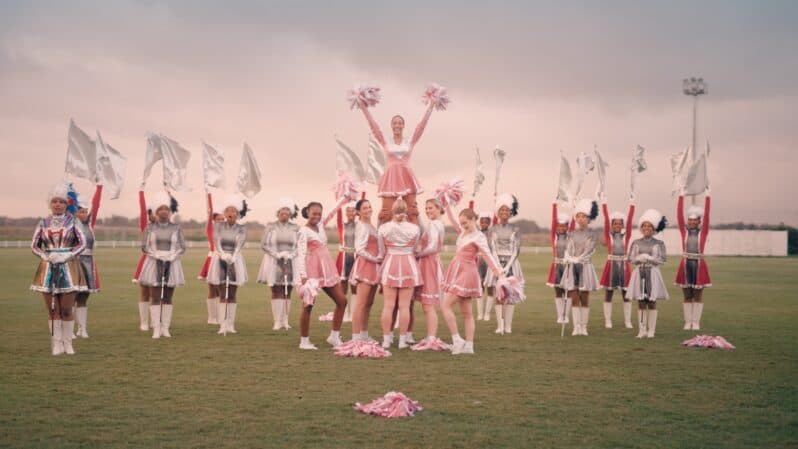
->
[484,223,524,287]
[138,222,186,287]
[625,237,668,301]
[257,221,300,286]
[75,218,99,292]
[560,228,598,291]
[207,222,248,285]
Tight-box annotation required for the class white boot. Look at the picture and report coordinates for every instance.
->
[636,309,647,338]
[271,300,282,330]
[564,297,572,324]
[683,302,693,330]
[646,309,658,338]
[692,302,704,330]
[555,297,564,323]
[450,334,466,354]
[62,320,76,355]
[623,302,633,329]
[503,305,515,333]
[382,334,392,349]
[150,305,162,339]
[76,307,89,338]
[161,304,173,338]
[494,304,504,334]
[571,307,581,336]
[603,301,613,328]
[405,332,416,344]
[299,336,317,350]
[207,297,219,325]
[326,329,342,347]
[462,341,474,354]
[476,296,485,321]
[226,303,237,334]
[138,302,150,331]
[282,300,292,329]
[580,307,590,336]
[484,296,495,321]
[50,320,64,356]
[398,334,408,349]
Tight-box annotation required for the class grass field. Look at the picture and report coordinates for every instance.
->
[1,248,797,449]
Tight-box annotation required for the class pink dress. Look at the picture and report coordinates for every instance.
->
[416,219,445,304]
[349,221,384,286]
[378,221,422,288]
[362,106,432,197]
[443,230,502,298]
[296,226,340,288]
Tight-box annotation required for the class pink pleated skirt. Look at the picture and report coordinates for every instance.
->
[416,254,443,304]
[305,245,341,288]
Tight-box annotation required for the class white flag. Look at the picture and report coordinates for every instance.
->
[594,149,609,198]
[365,135,385,185]
[557,152,573,203]
[95,131,127,199]
[670,147,690,197]
[159,134,191,191]
[142,133,164,187]
[236,143,262,198]
[472,147,486,197]
[630,144,647,195]
[684,153,709,195]
[574,151,595,197]
[335,138,366,182]
[202,141,225,190]
[65,120,97,181]
[493,146,506,197]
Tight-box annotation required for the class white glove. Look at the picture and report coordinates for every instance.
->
[50,253,69,264]
[168,251,179,262]
[154,250,171,261]
[278,251,290,260]
[501,266,511,276]
[222,253,234,263]
[46,253,58,262]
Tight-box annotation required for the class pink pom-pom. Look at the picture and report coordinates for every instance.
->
[434,178,465,208]
[354,392,423,418]
[681,335,736,349]
[347,84,381,110]
[421,83,450,111]
[335,340,392,358]
[410,337,452,351]
[496,276,526,305]
[318,311,334,322]
[299,279,320,306]
[332,173,360,201]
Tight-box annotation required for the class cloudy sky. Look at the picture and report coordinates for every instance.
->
[1,0,796,226]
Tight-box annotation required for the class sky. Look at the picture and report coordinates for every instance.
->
[1,0,797,227]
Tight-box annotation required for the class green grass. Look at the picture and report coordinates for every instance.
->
[1,248,797,449]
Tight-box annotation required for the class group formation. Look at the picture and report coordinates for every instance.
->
[30,83,712,358]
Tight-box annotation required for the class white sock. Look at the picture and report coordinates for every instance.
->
[329,330,340,339]
[301,336,310,345]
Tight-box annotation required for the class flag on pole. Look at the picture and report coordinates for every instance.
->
[65,120,97,181]
[472,147,486,198]
[557,152,573,203]
[493,146,506,198]
[595,149,609,198]
[683,153,709,195]
[630,144,647,196]
[95,131,127,199]
[574,151,595,197]
[202,141,225,190]
[365,135,385,185]
[159,134,192,192]
[236,143,262,198]
[142,133,163,187]
[670,147,690,197]
[335,137,366,182]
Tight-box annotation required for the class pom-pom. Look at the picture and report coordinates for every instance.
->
[239,199,249,218]
[66,186,80,215]
[656,216,668,233]
[354,392,423,418]
[347,84,381,110]
[434,178,465,208]
[682,335,736,350]
[298,279,320,306]
[589,200,598,221]
[496,276,526,305]
[335,340,392,358]
[332,173,360,201]
[410,337,452,351]
[421,83,450,111]
[169,195,179,214]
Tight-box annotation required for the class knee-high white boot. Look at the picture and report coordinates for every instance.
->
[692,302,704,330]
[623,302,633,329]
[503,305,515,333]
[50,320,64,355]
[571,307,581,336]
[161,304,173,338]
[646,309,658,338]
[226,303,237,333]
[484,296,495,321]
[636,309,647,338]
[138,302,150,331]
[207,297,219,325]
[603,301,613,329]
[282,300,292,329]
[580,307,590,336]
[555,297,564,324]
[564,297,572,324]
[683,302,693,330]
[217,302,228,334]
[76,307,89,338]
[476,296,486,321]
[271,300,282,330]
[150,305,162,339]
[494,304,504,334]
[62,320,76,355]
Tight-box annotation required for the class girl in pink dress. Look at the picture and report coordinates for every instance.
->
[441,208,503,355]
[349,198,384,342]
[295,201,348,350]
[377,199,422,349]
[356,100,434,224]
[412,198,446,348]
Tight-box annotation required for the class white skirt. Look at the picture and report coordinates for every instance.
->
[138,256,186,287]
[256,254,296,286]
[560,262,598,291]
[207,253,248,286]
[625,266,669,301]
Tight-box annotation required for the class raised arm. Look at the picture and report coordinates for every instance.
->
[416,221,442,258]
[550,202,557,254]
[624,203,635,248]
[410,103,434,147]
[601,201,611,247]
[444,204,462,234]
[702,194,711,236]
[138,190,147,232]
[677,195,686,237]
[360,107,386,147]
[322,200,347,227]
[89,184,103,229]
[205,193,216,251]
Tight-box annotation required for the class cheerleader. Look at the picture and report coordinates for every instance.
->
[378,199,422,348]
[560,199,599,336]
[356,99,434,224]
[198,192,226,325]
[138,192,186,339]
[132,188,157,331]
[547,202,572,325]
[295,201,349,350]
[484,194,524,334]
[676,192,712,330]
[598,197,635,329]
[626,209,668,338]
[340,204,357,322]
[257,197,300,331]
[413,198,446,346]
[475,212,493,321]
[73,184,102,338]
[30,182,87,355]
[441,208,503,355]
[207,195,248,335]
[348,198,384,342]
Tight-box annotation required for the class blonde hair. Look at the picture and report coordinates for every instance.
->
[392,198,408,222]
[425,198,443,213]
[459,208,478,221]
